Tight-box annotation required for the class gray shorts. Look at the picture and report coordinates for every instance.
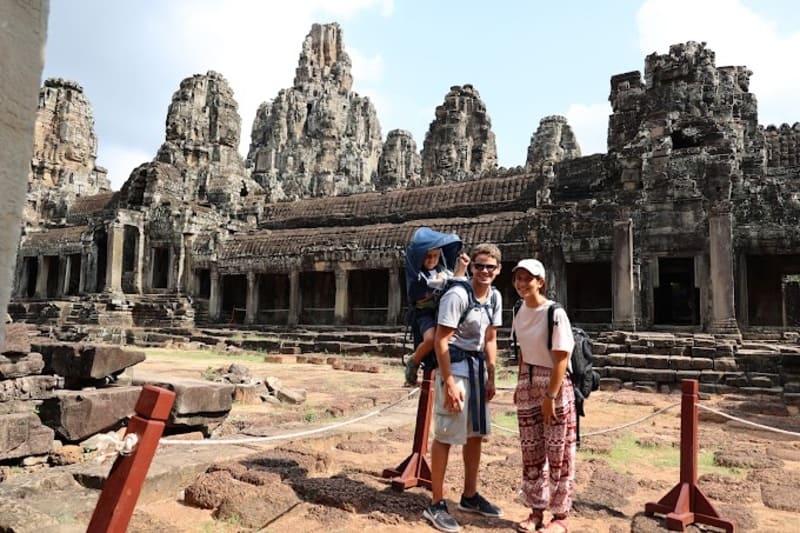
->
[433,374,491,446]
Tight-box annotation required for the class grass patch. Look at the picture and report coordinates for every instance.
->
[493,410,518,432]
[590,434,744,477]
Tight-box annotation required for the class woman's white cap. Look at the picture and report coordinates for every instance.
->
[512,259,546,278]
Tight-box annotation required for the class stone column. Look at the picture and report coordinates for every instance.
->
[174,234,186,293]
[334,266,349,325]
[387,266,402,325]
[80,250,90,294]
[208,267,221,321]
[134,226,144,293]
[16,257,29,298]
[182,234,195,295]
[0,0,49,347]
[288,270,300,326]
[34,255,48,298]
[546,248,566,304]
[147,247,155,289]
[612,214,636,330]
[245,272,258,324]
[736,252,749,327]
[708,202,741,336]
[167,246,176,290]
[62,255,72,296]
[104,222,123,293]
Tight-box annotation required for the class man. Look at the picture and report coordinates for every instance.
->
[423,243,503,533]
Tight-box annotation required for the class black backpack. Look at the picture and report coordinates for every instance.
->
[410,279,498,369]
[511,300,601,414]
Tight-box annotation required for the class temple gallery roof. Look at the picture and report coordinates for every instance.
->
[258,173,538,229]
[220,211,531,261]
[20,225,89,255]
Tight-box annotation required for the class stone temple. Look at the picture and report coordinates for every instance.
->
[10,26,800,346]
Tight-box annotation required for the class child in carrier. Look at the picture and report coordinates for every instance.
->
[404,246,469,386]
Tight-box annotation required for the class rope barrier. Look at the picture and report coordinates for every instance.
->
[697,404,800,437]
[159,387,421,446]
[491,402,681,437]
[492,400,800,439]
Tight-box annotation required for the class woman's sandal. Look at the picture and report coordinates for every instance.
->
[516,510,544,532]
[540,518,569,532]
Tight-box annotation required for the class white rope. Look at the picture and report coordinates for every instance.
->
[159,387,421,446]
[492,402,681,437]
[697,404,800,437]
[94,432,140,463]
[582,402,680,437]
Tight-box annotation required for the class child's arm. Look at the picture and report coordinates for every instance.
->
[453,252,470,278]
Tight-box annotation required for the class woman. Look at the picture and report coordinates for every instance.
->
[511,259,577,533]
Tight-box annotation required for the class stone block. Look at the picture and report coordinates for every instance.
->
[131,373,234,416]
[714,358,738,372]
[0,413,54,461]
[50,344,146,380]
[691,347,717,358]
[598,377,622,391]
[675,370,701,382]
[785,381,800,394]
[0,352,44,379]
[749,375,775,388]
[1,323,31,355]
[668,356,694,370]
[644,355,671,369]
[0,375,62,401]
[39,386,142,442]
[689,357,714,370]
[606,353,628,366]
[264,355,296,364]
[278,346,301,354]
[592,342,608,355]
[276,387,307,404]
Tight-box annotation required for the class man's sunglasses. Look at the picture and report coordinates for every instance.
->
[473,263,498,272]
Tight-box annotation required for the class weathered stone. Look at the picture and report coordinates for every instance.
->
[133,374,233,414]
[39,386,141,441]
[49,444,83,466]
[36,343,145,380]
[23,78,110,227]
[0,352,44,378]
[0,375,62,401]
[247,23,382,201]
[377,129,421,190]
[2,323,31,355]
[276,387,307,405]
[0,413,54,460]
[420,84,497,182]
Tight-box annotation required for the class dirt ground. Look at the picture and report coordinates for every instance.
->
[132,349,800,533]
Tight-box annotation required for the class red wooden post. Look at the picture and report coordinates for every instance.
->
[87,385,175,533]
[645,379,735,532]
[382,367,434,491]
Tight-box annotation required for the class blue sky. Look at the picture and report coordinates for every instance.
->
[43,0,800,190]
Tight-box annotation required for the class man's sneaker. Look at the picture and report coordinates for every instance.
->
[404,357,420,386]
[457,492,503,517]
[423,499,460,532]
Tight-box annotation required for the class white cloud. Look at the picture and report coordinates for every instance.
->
[637,0,800,127]
[565,102,611,156]
[350,48,385,85]
[99,144,154,190]
[154,0,393,161]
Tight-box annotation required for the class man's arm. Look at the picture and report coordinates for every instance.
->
[434,324,463,411]
[484,325,497,401]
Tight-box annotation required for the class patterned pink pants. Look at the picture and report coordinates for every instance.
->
[515,363,577,516]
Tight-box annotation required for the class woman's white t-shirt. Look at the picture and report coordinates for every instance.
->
[512,300,575,370]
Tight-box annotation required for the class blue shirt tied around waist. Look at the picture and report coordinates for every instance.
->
[448,345,488,434]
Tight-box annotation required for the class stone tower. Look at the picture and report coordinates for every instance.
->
[420,84,497,183]
[247,23,384,202]
[25,78,110,226]
[377,129,421,190]
[150,71,262,208]
[526,115,581,175]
